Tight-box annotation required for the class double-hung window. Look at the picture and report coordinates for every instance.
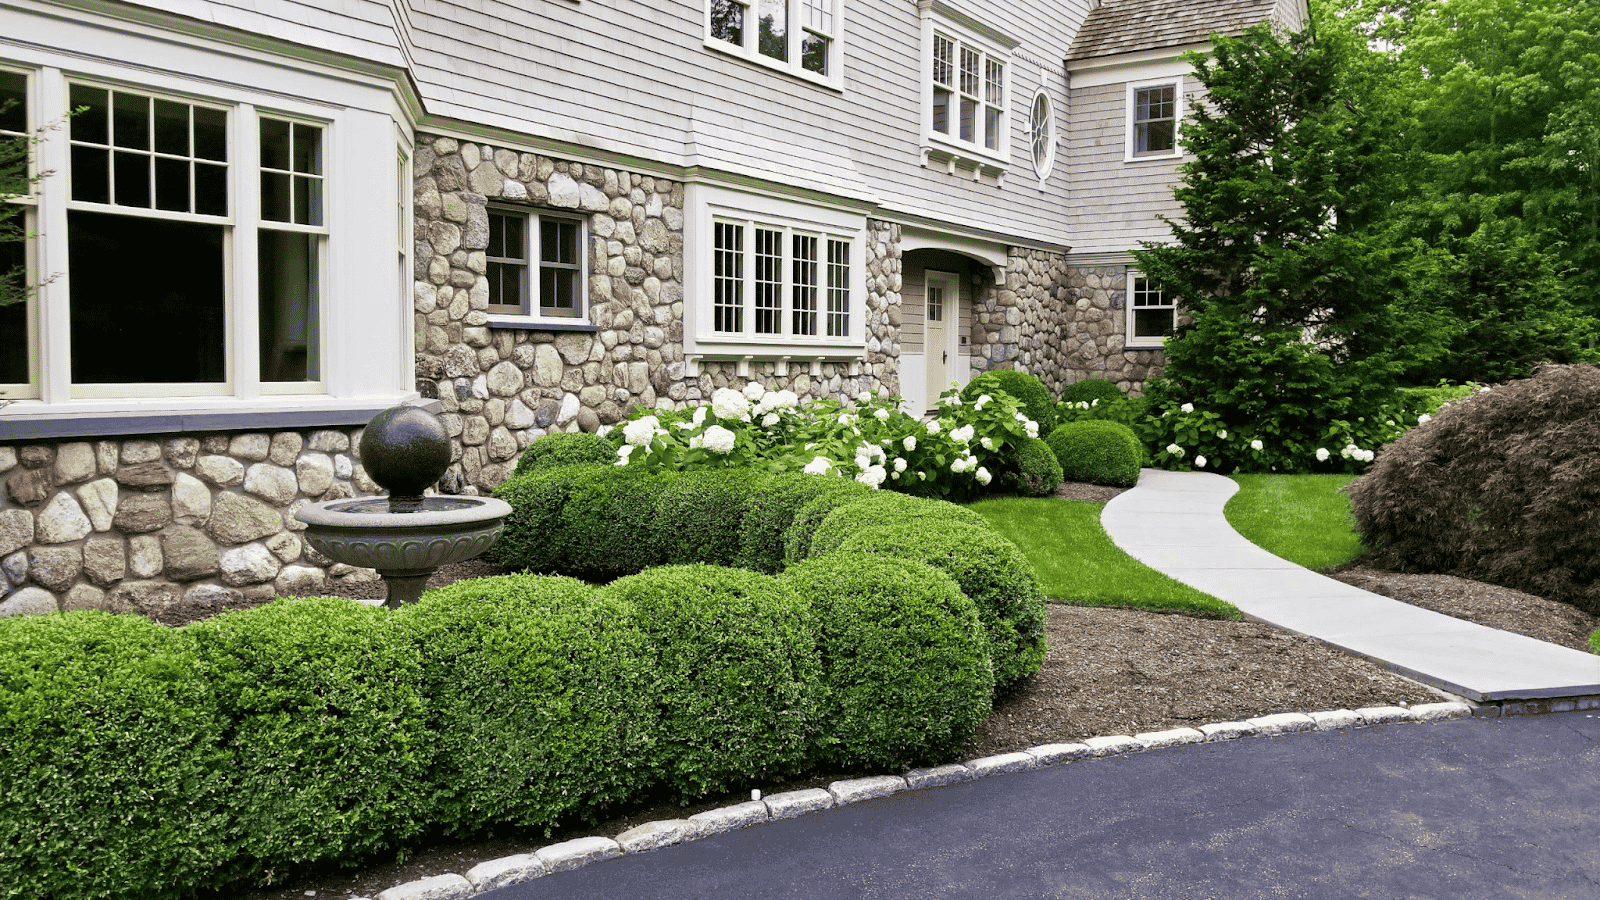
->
[708,0,842,85]
[485,207,585,323]
[921,3,1017,174]
[1127,78,1182,160]
[1,68,34,398]
[711,216,853,341]
[1126,271,1176,347]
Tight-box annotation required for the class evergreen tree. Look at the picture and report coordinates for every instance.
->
[1134,19,1408,471]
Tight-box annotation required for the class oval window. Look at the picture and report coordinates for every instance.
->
[1030,91,1055,180]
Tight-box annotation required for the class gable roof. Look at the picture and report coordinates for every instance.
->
[1067,0,1281,61]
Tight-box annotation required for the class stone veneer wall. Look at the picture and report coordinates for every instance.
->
[0,430,385,616]
[412,134,903,494]
[970,254,1167,397]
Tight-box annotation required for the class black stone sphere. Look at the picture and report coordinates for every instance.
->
[359,406,452,507]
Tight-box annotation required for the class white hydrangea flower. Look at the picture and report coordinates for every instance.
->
[854,453,871,470]
[950,424,975,444]
[623,416,660,447]
[693,405,708,425]
[974,394,991,411]
[1195,455,1208,468]
[1024,420,1039,439]
[874,407,891,421]
[1218,430,1227,440]
[856,464,887,488]
[803,456,834,475]
[838,413,857,427]
[676,420,696,430]
[975,466,992,486]
[1181,403,1195,413]
[711,388,750,420]
[1250,439,1264,451]
[893,457,908,473]
[702,424,736,453]
[1316,447,1330,462]
[743,381,766,402]
[926,419,943,435]
[1418,414,1433,425]
[761,413,780,427]
[1358,448,1375,462]
[980,436,997,451]
[917,471,926,481]
[903,435,917,452]
[615,444,634,466]
[597,424,614,438]
[688,434,704,449]
[1166,443,1184,457]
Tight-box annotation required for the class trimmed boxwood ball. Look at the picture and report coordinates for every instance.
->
[1046,420,1143,488]
[490,465,616,573]
[602,565,823,799]
[782,554,993,769]
[186,598,431,883]
[1005,435,1064,497]
[962,369,1055,432]
[1349,364,1600,615]
[1059,377,1125,406]
[779,477,875,564]
[807,491,988,558]
[400,575,654,834]
[0,612,231,900]
[832,521,1047,690]
[512,430,617,476]
[737,473,858,574]
[651,470,765,567]
[555,467,673,580]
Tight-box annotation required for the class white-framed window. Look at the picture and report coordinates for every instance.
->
[710,215,853,340]
[1126,271,1176,347]
[707,0,842,87]
[920,2,1017,174]
[485,205,586,324]
[1127,77,1182,161]
[1029,89,1055,181]
[0,66,36,399]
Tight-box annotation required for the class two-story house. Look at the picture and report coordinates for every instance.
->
[0,0,1305,615]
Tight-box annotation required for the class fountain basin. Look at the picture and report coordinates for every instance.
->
[295,495,512,607]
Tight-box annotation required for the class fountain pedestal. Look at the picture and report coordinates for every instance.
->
[294,406,511,608]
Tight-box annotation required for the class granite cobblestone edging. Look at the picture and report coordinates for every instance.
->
[364,701,1475,900]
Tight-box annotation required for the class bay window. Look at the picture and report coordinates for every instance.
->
[711,216,852,341]
[920,2,1017,175]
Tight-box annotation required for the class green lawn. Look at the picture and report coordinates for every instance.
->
[969,497,1239,619]
[1224,474,1365,571]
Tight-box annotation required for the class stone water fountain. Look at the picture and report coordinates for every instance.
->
[295,405,512,608]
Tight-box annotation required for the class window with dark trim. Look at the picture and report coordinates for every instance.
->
[486,207,585,321]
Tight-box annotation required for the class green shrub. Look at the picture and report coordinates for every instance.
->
[0,612,230,900]
[783,554,993,769]
[1592,627,1600,656]
[554,467,673,580]
[512,430,617,477]
[490,465,613,572]
[962,370,1055,432]
[603,565,822,798]
[779,477,875,564]
[808,491,987,558]
[1005,436,1063,497]
[400,575,654,834]
[1059,378,1125,406]
[1349,364,1600,615]
[652,470,765,567]
[186,598,430,884]
[832,521,1047,690]
[1047,420,1143,488]
[737,473,862,574]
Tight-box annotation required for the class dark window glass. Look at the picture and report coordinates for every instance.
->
[540,268,577,316]
[194,162,227,216]
[69,85,108,145]
[711,0,745,45]
[113,150,150,207]
[112,92,148,150]
[68,210,225,384]
[0,71,26,134]
[192,107,227,161]
[260,117,291,171]
[70,145,109,204]
[801,33,828,74]
[759,0,787,60]
[259,230,320,382]
[154,157,190,212]
[152,99,189,156]
[0,229,27,385]
[540,219,576,265]
[260,171,291,222]
[292,123,321,174]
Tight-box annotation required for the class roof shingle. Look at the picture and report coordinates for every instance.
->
[1068,0,1279,61]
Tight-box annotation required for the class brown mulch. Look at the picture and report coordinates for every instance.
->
[207,485,1599,900]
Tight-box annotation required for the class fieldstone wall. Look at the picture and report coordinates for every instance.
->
[0,430,385,617]
[970,255,1168,397]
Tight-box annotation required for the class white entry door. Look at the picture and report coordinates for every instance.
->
[924,270,958,409]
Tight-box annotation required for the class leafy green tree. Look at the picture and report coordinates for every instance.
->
[1134,18,1408,472]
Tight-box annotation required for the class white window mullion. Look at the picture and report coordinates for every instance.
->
[35,68,70,405]
[232,103,260,400]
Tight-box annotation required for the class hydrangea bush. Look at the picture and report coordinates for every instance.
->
[606,382,1042,500]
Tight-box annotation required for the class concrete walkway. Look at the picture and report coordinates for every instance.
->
[1101,469,1600,702]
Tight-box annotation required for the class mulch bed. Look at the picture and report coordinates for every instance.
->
[208,484,1598,900]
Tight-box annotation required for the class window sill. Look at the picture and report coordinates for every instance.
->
[686,342,865,378]
[0,394,433,441]
[703,40,844,92]
[1124,151,1183,164]
[487,317,598,333]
